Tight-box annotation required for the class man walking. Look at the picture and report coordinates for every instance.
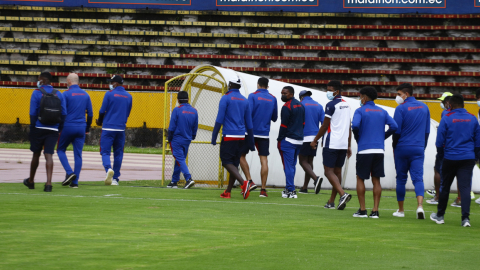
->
[239,77,277,197]
[392,83,430,219]
[24,72,67,192]
[298,90,324,195]
[166,91,198,189]
[97,75,133,186]
[278,86,305,199]
[311,81,353,210]
[212,74,255,199]
[351,87,397,218]
[431,94,480,227]
[57,73,93,188]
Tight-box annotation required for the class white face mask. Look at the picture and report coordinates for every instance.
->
[477,101,480,107]
[326,91,335,100]
[440,103,445,110]
[109,84,115,91]
[359,97,364,107]
[395,95,405,105]
[37,81,42,88]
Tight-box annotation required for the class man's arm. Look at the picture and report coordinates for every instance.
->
[96,92,109,126]
[385,112,398,139]
[277,106,290,142]
[310,117,330,149]
[212,97,227,145]
[272,97,278,122]
[351,109,361,142]
[29,91,39,128]
[58,92,67,132]
[167,108,178,142]
[192,111,198,141]
[245,103,255,151]
[474,121,480,161]
[319,105,325,125]
[425,108,431,150]
[86,96,93,134]
[392,107,403,150]
[435,118,447,159]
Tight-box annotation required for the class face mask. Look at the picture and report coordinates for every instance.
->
[37,81,42,88]
[395,95,405,105]
[360,98,364,107]
[281,95,289,102]
[477,101,480,107]
[326,91,335,100]
[440,103,446,110]
[109,84,115,91]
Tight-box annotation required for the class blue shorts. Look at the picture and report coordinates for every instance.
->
[242,137,270,156]
[30,128,59,155]
[323,148,347,168]
[299,142,317,157]
[220,138,245,167]
[356,153,385,180]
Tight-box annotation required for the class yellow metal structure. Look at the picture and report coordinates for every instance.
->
[162,73,227,187]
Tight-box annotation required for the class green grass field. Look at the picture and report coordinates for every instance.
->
[0,182,478,269]
[0,142,162,154]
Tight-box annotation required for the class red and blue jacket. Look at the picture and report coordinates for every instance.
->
[392,96,430,149]
[168,103,198,142]
[278,98,305,142]
[99,86,133,130]
[248,89,278,137]
[301,96,324,137]
[436,108,480,160]
[215,89,253,137]
[63,85,93,127]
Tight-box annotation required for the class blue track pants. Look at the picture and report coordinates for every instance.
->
[170,140,192,182]
[100,130,125,180]
[57,126,85,185]
[394,146,425,201]
[278,139,301,192]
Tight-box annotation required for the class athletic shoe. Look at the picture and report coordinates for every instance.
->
[392,210,405,217]
[282,190,288,198]
[313,177,323,194]
[426,198,439,205]
[476,197,480,205]
[167,182,178,188]
[462,218,471,227]
[324,202,335,209]
[285,190,297,199]
[353,209,368,218]
[298,188,308,194]
[451,199,461,208]
[23,178,34,189]
[430,213,445,224]
[69,184,78,188]
[184,180,195,189]
[242,181,251,199]
[416,207,425,219]
[426,190,436,197]
[220,190,231,199]
[369,211,380,219]
[471,191,475,200]
[111,179,119,186]
[104,168,114,185]
[248,180,257,191]
[62,173,76,186]
[44,185,52,192]
[259,189,268,197]
[337,193,352,210]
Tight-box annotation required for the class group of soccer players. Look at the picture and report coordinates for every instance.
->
[24,71,480,227]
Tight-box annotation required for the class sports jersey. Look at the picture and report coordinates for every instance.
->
[248,89,278,137]
[301,96,325,142]
[99,86,133,131]
[168,103,198,142]
[323,95,351,149]
[393,96,430,148]
[63,85,93,127]
[215,89,253,137]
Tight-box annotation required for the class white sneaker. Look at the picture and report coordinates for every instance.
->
[416,207,425,219]
[426,198,439,205]
[281,190,288,198]
[471,191,475,200]
[111,180,119,186]
[104,169,114,185]
[476,197,480,204]
[393,210,405,217]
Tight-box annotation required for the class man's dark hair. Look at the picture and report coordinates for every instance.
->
[449,94,464,108]
[327,80,342,91]
[396,83,413,96]
[476,88,480,99]
[229,82,241,89]
[443,96,452,105]
[178,91,189,103]
[283,86,294,95]
[39,71,52,82]
[258,77,269,88]
[359,86,378,101]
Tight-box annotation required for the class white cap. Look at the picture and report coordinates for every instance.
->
[225,70,242,86]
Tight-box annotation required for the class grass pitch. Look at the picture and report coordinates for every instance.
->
[0,182,478,269]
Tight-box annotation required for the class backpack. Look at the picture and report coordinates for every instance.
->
[38,88,62,125]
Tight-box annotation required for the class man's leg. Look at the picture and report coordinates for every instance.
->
[437,159,457,217]
[57,128,74,176]
[356,176,366,210]
[300,154,317,189]
[100,130,113,172]
[43,130,59,187]
[112,131,126,180]
[29,152,41,182]
[222,140,245,193]
[71,131,85,185]
[170,142,192,182]
[239,154,252,181]
[44,153,54,186]
[410,148,425,208]
[280,140,296,192]
[457,160,475,221]
[433,168,441,200]
[259,155,268,189]
[372,177,381,212]
[394,150,409,212]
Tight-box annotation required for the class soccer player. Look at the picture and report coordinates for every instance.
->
[278,86,305,199]
[96,75,133,186]
[166,91,198,189]
[430,94,480,227]
[57,73,93,188]
[351,87,398,218]
[298,90,324,195]
[426,93,452,204]
[212,74,255,199]
[311,81,353,210]
[24,72,67,192]
[239,77,277,197]
[392,83,430,219]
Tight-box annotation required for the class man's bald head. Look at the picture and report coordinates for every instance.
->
[66,73,79,87]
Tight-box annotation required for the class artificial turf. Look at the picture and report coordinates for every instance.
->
[0,182,478,269]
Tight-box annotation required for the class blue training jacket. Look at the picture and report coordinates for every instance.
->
[352,101,398,152]
[168,103,198,142]
[99,86,133,130]
[215,89,253,136]
[63,85,93,127]
[301,96,324,137]
[248,89,278,137]
[278,98,305,142]
[436,108,480,160]
[29,85,67,131]
[393,96,430,148]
